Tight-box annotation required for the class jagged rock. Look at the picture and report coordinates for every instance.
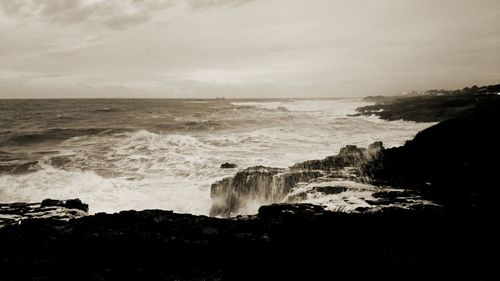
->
[291,142,384,171]
[220,163,238,169]
[283,182,349,203]
[210,166,323,217]
[362,102,500,212]
[210,142,385,217]
[0,199,88,228]
[372,190,417,199]
[257,203,328,220]
[210,166,285,217]
[312,185,348,194]
[272,170,324,199]
[368,141,384,151]
[41,198,89,212]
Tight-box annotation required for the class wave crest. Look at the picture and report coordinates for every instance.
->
[122,130,211,151]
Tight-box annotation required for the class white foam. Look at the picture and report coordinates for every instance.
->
[0,164,212,215]
[285,180,376,212]
[0,99,435,215]
[231,99,369,115]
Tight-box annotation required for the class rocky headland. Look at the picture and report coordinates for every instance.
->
[355,83,500,122]
[210,96,500,217]
[208,141,425,217]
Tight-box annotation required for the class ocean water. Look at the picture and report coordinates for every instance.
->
[0,99,433,215]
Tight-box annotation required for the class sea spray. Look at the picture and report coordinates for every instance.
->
[0,99,433,215]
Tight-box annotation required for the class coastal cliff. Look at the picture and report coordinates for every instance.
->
[209,142,385,217]
[363,102,500,213]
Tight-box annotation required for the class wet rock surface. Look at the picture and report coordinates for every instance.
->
[210,142,388,217]
[0,198,88,228]
[210,166,288,217]
[41,198,89,212]
[291,141,384,171]
[220,162,238,169]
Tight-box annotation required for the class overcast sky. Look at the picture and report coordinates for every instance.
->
[1,0,499,98]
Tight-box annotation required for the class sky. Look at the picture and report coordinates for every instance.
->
[0,0,499,98]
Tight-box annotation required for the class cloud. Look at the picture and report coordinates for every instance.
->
[0,0,255,29]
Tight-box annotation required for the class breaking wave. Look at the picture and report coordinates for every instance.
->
[0,99,435,215]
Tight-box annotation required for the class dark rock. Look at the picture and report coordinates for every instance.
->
[41,198,89,212]
[372,190,417,199]
[1,199,88,228]
[210,166,284,217]
[362,101,500,213]
[291,142,383,170]
[357,84,500,122]
[312,185,348,194]
[354,206,371,212]
[210,142,385,217]
[284,191,308,202]
[257,203,328,219]
[368,141,384,151]
[210,166,325,217]
[65,199,90,212]
[365,198,410,206]
[220,162,238,169]
[0,206,497,280]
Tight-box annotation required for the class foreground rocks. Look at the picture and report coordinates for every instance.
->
[0,198,88,228]
[0,204,497,281]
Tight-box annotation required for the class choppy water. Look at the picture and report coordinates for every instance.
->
[0,99,432,215]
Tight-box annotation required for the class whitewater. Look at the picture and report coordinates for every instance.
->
[0,99,433,215]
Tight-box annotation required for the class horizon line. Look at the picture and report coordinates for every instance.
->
[0,96,362,100]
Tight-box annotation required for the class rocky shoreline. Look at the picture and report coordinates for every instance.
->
[358,90,500,213]
[355,83,500,122]
[1,88,499,280]
[210,88,500,216]
[0,198,88,228]
[209,141,440,217]
[0,203,497,280]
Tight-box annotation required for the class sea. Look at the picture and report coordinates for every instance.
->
[0,98,433,215]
